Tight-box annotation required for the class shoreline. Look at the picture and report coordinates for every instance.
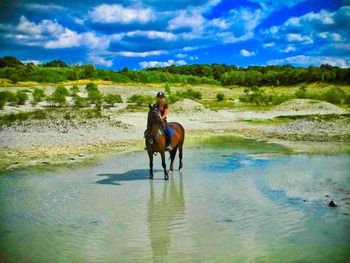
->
[2,128,350,173]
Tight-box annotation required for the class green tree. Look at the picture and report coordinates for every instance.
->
[84,64,96,79]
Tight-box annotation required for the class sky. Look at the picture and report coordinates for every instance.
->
[0,0,349,70]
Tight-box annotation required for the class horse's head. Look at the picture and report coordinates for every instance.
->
[147,104,163,128]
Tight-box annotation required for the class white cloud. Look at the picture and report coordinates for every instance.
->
[21,59,42,65]
[279,46,296,53]
[116,50,167,57]
[175,53,188,58]
[139,59,187,68]
[73,17,85,25]
[264,6,350,47]
[168,10,205,30]
[45,28,81,48]
[25,3,65,11]
[240,49,255,57]
[87,53,113,67]
[267,55,350,68]
[287,33,313,43]
[126,30,177,41]
[318,32,342,41]
[89,4,154,24]
[263,42,275,48]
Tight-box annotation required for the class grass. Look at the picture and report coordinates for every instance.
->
[0,108,106,127]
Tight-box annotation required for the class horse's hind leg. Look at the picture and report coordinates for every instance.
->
[178,144,183,171]
[161,151,169,180]
[170,147,178,171]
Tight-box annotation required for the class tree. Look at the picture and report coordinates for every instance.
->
[0,56,24,68]
[84,64,96,78]
[44,59,68,67]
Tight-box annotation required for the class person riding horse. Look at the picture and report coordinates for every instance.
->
[145,92,172,151]
[145,93,185,179]
[154,91,172,151]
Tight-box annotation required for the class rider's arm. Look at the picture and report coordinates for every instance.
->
[161,108,168,120]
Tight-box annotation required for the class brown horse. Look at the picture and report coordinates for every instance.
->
[145,104,185,180]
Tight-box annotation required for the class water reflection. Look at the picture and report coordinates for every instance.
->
[147,173,186,262]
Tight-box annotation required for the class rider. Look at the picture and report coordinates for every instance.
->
[155,91,172,151]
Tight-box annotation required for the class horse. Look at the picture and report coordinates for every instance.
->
[145,104,185,180]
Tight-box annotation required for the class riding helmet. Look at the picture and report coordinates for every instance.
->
[156,91,165,98]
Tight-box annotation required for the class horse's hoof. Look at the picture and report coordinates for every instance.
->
[164,174,169,180]
[149,175,153,179]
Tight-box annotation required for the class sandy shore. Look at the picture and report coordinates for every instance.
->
[1,97,349,172]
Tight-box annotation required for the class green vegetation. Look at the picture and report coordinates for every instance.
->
[69,85,79,96]
[174,87,202,100]
[48,86,69,106]
[216,93,225,101]
[86,82,103,109]
[73,95,87,108]
[104,94,123,106]
[128,94,154,106]
[16,90,29,105]
[1,56,349,87]
[32,88,46,105]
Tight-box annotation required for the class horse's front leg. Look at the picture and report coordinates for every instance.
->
[147,150,154,179]
[160,151,168,180]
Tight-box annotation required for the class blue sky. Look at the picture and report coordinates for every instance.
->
[0,0,349,70]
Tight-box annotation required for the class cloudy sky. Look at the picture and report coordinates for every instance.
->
[0,0,349,69]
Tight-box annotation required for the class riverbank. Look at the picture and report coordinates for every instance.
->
[1,97,349,172]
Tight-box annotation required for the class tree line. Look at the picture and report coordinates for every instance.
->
[0,56,349,86]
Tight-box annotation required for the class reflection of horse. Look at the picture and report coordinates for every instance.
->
[147,174,185,262]
[145,104,185,180]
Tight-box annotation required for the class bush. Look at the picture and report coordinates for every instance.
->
[48,86,69,106]
[16,90,28,105]
[0,91,8,109]
[239,86,269,106]
[73,94,87,108]
[164,83,171,95]
[168,94,181,104]
[175,88,202,100]
[322,87,345,104]
[70,85,79,96]
[216,93,225,101]
[104,93,123,106]
[32,88,46,105]
[128,94,154,106]
[85,82,98,92]
[295,84,309,99]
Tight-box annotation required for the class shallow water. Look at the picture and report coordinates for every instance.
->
[1,137,350,262]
